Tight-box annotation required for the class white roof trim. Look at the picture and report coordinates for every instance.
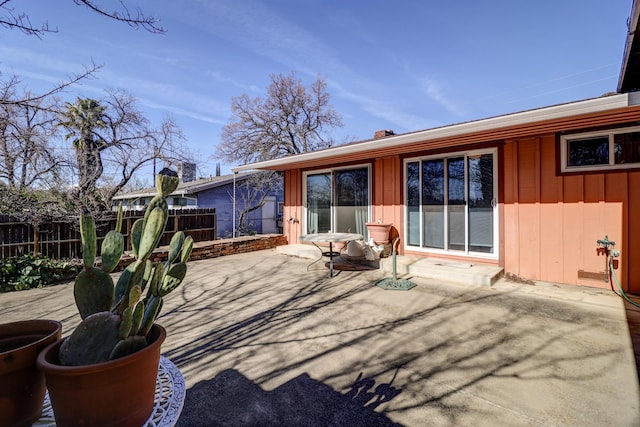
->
[619,0,640,92]
[232,94,632,172]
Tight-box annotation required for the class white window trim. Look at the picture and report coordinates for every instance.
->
[560,125,640,173]
[403,147,499,260]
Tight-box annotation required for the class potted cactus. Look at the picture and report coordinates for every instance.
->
[37,172,193,427]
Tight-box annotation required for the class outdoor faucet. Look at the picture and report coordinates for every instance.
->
[597,235,621,274]
[596,235,616,249]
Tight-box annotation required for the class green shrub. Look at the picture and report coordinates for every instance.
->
[0,254,80,292]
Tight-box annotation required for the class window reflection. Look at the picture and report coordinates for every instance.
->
[306,167,369,235]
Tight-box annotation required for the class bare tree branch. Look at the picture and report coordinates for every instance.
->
[0,62,102,109]
[0,0,55,38]
[1,0,164,37]
[73,0,165,34]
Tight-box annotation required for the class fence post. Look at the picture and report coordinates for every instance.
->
[33,226,39,256]
[126,213,132,251]
[212,210,217,241]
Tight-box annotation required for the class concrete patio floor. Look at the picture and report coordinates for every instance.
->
[2,249,640,426]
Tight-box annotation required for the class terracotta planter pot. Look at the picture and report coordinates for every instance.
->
[37,324,166,427]
[366,222,393,245]
[0,319,62,427]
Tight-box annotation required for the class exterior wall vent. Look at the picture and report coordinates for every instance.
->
[577,270,609,282]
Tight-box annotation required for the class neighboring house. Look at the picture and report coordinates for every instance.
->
[112,172,284,238]
[233,2,640,293]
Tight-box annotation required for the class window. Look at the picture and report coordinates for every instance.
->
[172,197,187,207]
[560,126,640,172]
[405,149,497,257]
[304,166,370,235]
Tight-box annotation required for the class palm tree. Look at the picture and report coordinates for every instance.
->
[59,98,107,208]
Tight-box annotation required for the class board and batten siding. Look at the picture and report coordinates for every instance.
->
[503,134,640,292]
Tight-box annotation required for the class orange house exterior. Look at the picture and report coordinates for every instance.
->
[233,2,640,292]
[234,94,640,293]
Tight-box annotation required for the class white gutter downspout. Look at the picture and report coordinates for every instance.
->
[232,172,237,238]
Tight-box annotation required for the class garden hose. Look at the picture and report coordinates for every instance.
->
[609,256,640,309]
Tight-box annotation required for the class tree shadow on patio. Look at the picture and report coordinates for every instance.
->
[176,369,402,426]
[158,252,638,426]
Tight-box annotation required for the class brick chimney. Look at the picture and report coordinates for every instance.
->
[374,129,395,139]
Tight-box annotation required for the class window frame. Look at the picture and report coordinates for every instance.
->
[403,147,499,260]
[560,125,640,173]
[302,163,372,235]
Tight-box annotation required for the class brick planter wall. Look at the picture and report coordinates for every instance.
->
[182,234,288,262]
[115,234,288,269]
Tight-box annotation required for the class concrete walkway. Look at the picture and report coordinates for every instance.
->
[2,249,640,426]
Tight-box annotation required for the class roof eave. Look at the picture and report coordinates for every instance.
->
[618,0,640,92]
[232,93,633,172]
[112,173,257,200]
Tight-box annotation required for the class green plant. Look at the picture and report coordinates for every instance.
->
[58,172,193,366]
[0,254,79,292]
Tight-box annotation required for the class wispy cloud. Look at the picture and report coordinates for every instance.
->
[1,41,230,126]
[137,98,227,125]
[419,77,466,117]
[94,68,231,123]
[205,70,260,93]
[330,80,431,132]
[0,44,98,83]
[184,0,347,76]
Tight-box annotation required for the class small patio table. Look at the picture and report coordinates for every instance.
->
[35,356,185,427]
[300,232,364,277]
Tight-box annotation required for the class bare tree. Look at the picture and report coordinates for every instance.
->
[60,91,188,212]
[217,71,342,236]
[0,80,68,189]
[0,0,164,38]
[217,72,343,165]
[232,171,283,236]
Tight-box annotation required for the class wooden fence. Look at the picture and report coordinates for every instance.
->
[0,209,217,259]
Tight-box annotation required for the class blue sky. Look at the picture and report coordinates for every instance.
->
[0,1,632,180]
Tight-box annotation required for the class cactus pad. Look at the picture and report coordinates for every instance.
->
[119,307,133,338]
[181,236,194,263]
[156,173,180,196]
[80,214,97,269]
[160,262,187,296]
[168,231,185,264]
[59,311,122,366]
[74,267,114,319]
[131,301,145,336]
[101,230,124,273]
[140,295,162,336]
[138,207,166,260]
[113,260,145,312]
[109,335,147,360]
[130,218,144,258]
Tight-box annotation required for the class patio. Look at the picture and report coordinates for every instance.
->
[3,249,640,426]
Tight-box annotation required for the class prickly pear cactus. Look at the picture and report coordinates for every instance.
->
[60,172,192,366]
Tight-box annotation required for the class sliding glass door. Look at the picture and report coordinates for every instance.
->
[406,149,497,256]
[468,153,495,253]
[305,166,370,235]
[306,173,331,233]
[422,159,445,249]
